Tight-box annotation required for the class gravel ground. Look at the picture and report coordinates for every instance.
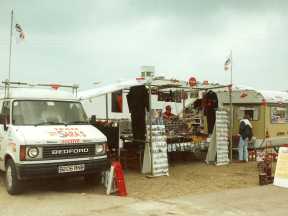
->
[0,161,271,198]
[125,161,266,199]
[0,161,284,216]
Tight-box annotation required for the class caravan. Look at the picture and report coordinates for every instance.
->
[217,87,288,148]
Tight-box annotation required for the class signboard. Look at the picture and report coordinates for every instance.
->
[274,147,288,188]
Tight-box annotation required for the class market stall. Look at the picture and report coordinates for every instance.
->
[79,77,232,175]
[142,78,233,175]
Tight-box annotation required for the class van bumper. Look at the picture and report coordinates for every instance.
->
[16,158,109,180]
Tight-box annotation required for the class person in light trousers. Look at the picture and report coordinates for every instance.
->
[238,113,253,162]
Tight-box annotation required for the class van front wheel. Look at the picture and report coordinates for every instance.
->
[5,159,22,195]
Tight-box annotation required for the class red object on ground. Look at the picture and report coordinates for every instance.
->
[112,161,127,196]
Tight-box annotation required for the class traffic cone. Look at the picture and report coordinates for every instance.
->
[112,161,127,196]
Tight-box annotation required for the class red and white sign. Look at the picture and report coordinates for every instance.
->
[188,77,197,87]
[52,127,87,138]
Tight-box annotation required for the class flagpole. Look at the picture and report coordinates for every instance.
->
[229,50,233,162]
[8,9,14,82]
[230,50,233,86]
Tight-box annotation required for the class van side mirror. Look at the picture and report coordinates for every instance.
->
[0,114,8,131]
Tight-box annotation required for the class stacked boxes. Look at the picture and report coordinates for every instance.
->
[215,111,230,165]
[147,125,169,177]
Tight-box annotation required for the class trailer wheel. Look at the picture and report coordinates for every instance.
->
[5,159,22,195]
[84,173,102,185]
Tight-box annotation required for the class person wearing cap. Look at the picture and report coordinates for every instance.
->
[238,113,253,162]
[163,105,175,121]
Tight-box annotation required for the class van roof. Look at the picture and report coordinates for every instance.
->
[0,87,78,101]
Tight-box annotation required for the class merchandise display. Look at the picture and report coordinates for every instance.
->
[215,111,230,165]
[146,110,169,176]
[163,106,209,154]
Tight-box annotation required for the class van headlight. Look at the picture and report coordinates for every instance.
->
[26,147,42,160]
[95,144,104,154]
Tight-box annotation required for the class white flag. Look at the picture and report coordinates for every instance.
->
[15,23,26,40]
[224,57,231,71]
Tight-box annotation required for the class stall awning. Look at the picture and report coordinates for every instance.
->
[78,78,147,100]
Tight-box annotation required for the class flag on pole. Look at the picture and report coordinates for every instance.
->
[15,23,26,40]
[224,56,231,71]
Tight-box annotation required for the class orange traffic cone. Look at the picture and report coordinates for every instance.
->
[112,161,127,196]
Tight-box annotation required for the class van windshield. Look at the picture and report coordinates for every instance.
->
[12,100,88,126]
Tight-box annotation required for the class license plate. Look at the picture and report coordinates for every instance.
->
[58,164,85,173]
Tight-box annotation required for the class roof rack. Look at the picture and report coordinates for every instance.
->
[2,80,79,98]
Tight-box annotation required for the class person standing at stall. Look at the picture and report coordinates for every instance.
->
[238,113,253,162]
[163,105,175,121]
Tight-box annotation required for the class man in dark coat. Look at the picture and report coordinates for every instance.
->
[238,113,253,162]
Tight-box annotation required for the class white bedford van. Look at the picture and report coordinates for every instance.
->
[0,82,108,194]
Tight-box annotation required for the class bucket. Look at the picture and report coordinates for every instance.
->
[259,173,267,185]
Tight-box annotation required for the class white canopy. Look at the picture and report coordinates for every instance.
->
[78,78,146,100]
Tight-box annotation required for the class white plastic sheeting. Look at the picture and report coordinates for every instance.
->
[78,78,146,100]
[258,90,288,104]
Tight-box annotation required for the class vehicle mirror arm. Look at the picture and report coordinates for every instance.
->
[4,121,8,131]
[3,117,8,131]
[0,114,8,131]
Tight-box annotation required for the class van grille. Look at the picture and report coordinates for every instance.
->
[43,144,96,160]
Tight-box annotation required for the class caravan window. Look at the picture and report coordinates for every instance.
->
[237,106,259,121]
[271,106,288,124]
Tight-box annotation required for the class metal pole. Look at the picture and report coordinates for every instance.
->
[148,82,153,175]
[7,10,14,98]
[229,50,233,162]
[182,89,185,113]
[105,93,109,120]
[8,10,13,82]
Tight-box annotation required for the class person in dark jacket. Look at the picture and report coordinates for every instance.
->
[238,113,253,162]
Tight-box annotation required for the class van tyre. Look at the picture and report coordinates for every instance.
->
[5,159,22,195]
[84,173,102,185]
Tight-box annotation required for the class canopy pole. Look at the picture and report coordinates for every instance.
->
[148,82,153,175]
[105,93,109,120]
[229,50,233,162]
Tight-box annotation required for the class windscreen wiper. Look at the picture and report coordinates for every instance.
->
[34,121,68,126]
[66,121,88,125]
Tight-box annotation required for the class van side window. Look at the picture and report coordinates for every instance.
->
[1,101,11,124]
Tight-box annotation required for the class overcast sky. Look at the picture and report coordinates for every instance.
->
[0,0,287,90]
